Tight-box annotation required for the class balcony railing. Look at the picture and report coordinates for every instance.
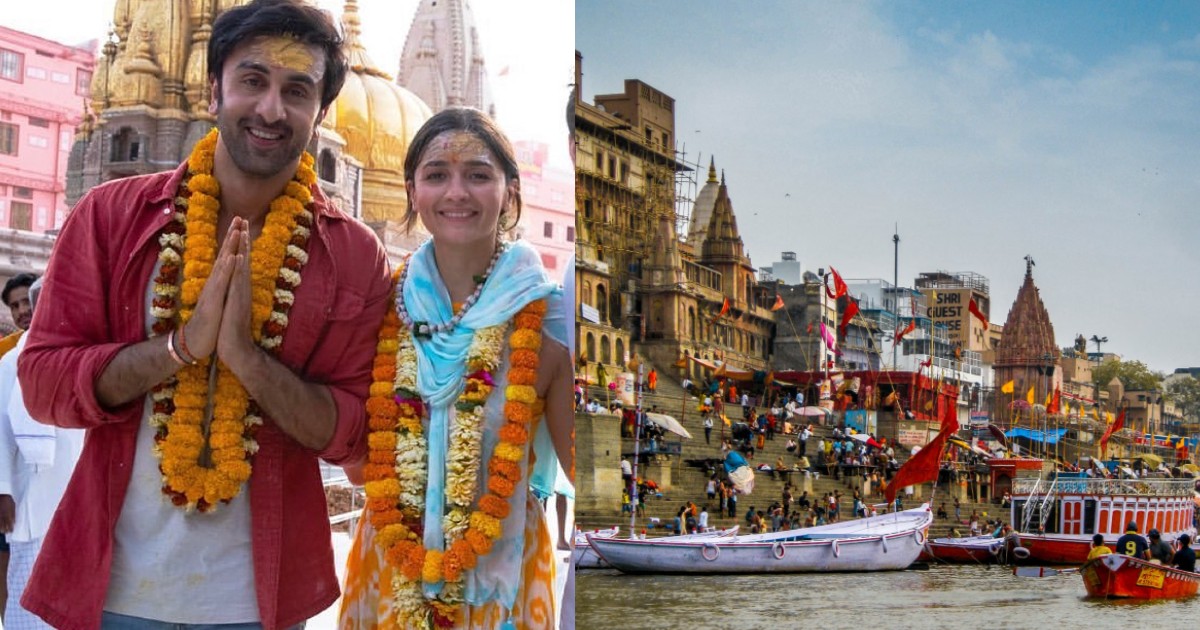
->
[1012,477,1194,498]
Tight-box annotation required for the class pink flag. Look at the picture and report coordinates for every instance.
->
[820,322,836,349]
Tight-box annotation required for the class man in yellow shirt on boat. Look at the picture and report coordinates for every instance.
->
[1087,534,1112,561]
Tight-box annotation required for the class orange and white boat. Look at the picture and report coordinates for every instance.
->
[1081,554,1200,599]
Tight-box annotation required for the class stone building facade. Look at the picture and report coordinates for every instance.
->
[574,52,775,383]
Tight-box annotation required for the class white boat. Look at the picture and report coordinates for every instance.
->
[573,527,619,569]
[573,526,739,569]
[588,504,933,574]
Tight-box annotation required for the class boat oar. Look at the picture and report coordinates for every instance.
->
[1013,566,1079,578]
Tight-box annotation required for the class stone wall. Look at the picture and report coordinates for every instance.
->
[575,411,622,513]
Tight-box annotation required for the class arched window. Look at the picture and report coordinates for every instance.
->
[585,333,595,362]
[318,149,337,182]
[688,307,697,340]
[583,281,592,306]
[615,338,625,368]
[600,335,611,364]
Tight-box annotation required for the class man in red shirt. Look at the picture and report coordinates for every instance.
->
[16,2,390,628]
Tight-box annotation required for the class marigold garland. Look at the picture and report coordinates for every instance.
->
[362,266,547,628]
[149,128,315,512]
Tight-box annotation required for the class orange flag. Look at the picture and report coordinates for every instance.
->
[1099,407,1127,458]
[712,297,730,322]
[771,294,785,311]
[825,267,848,300]
[894,320,916,343]
[838,298,860,336]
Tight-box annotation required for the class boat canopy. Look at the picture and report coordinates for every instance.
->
[1006,427,1068,445]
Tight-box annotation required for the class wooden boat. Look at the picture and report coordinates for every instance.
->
[588,504,932,574]
[573,526,738,569]
[919,535,1006,564]
[1009,474,1197,565]
[1081,554,1200,599]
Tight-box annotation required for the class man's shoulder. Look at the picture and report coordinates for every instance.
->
[83,167,183,208]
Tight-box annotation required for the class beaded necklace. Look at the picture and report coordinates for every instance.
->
[395,241,507,339]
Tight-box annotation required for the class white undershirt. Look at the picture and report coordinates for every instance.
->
[102,260,259,623]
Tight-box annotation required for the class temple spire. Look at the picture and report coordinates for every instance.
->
[342,0,390,78]
[707,156,717,183]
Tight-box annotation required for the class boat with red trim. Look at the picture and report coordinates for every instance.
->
[1081,553,1200,599]
[920,535,1006,564]
[1009,473,1196,565]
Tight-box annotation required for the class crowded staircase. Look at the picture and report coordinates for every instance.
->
[575,362,1005,541]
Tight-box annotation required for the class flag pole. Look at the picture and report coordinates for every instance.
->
[629,363,645,535]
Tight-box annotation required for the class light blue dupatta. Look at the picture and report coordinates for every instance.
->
[402,239,555,606]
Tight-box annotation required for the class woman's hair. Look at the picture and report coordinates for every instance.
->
[402,107,522,235]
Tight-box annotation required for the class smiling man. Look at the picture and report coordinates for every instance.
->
[16,1,392,629]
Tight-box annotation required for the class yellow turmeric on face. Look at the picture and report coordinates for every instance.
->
[251,37,319,75]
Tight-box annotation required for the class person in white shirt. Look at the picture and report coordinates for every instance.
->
[0,279,84,628]
[698,506,709,531]
[703,415,713,444]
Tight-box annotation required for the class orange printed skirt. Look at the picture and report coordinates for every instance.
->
[338,494,556,629]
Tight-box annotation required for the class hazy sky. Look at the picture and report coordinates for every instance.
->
[577,0,1200,375]
[3,0,575,169]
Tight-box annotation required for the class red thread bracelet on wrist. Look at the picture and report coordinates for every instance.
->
[176,324,198,365]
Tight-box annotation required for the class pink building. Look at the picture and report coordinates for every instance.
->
[0,26,94,233]
[513,140,574,282]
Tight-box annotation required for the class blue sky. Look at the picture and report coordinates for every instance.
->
[576,0,1200,374]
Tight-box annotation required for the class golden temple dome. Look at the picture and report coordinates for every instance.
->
[330,0,432,224]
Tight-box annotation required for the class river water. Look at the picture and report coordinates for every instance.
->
[576,564,1200,629]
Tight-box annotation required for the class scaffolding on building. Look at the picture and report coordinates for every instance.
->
[915,270,990,296]
[673,142,703,246]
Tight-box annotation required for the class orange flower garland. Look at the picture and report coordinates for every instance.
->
[149,128,315,512]
[363,275,547,628]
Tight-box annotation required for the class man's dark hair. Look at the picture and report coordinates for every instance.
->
[208,0,348,111]
[2,273,36,305]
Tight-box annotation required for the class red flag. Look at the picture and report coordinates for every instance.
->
[824,267,848,300]
[771,294,785,311]
[712,297,729,322]
[968,298,988,327]
[885,429,950,504]
[919,356,932,369]
[1047,387,1061,415]
[806,322,813,334]
[838,299,860,336]
[1099,407,1127,458]
[894,320,916,343]
[941,390,958,428]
